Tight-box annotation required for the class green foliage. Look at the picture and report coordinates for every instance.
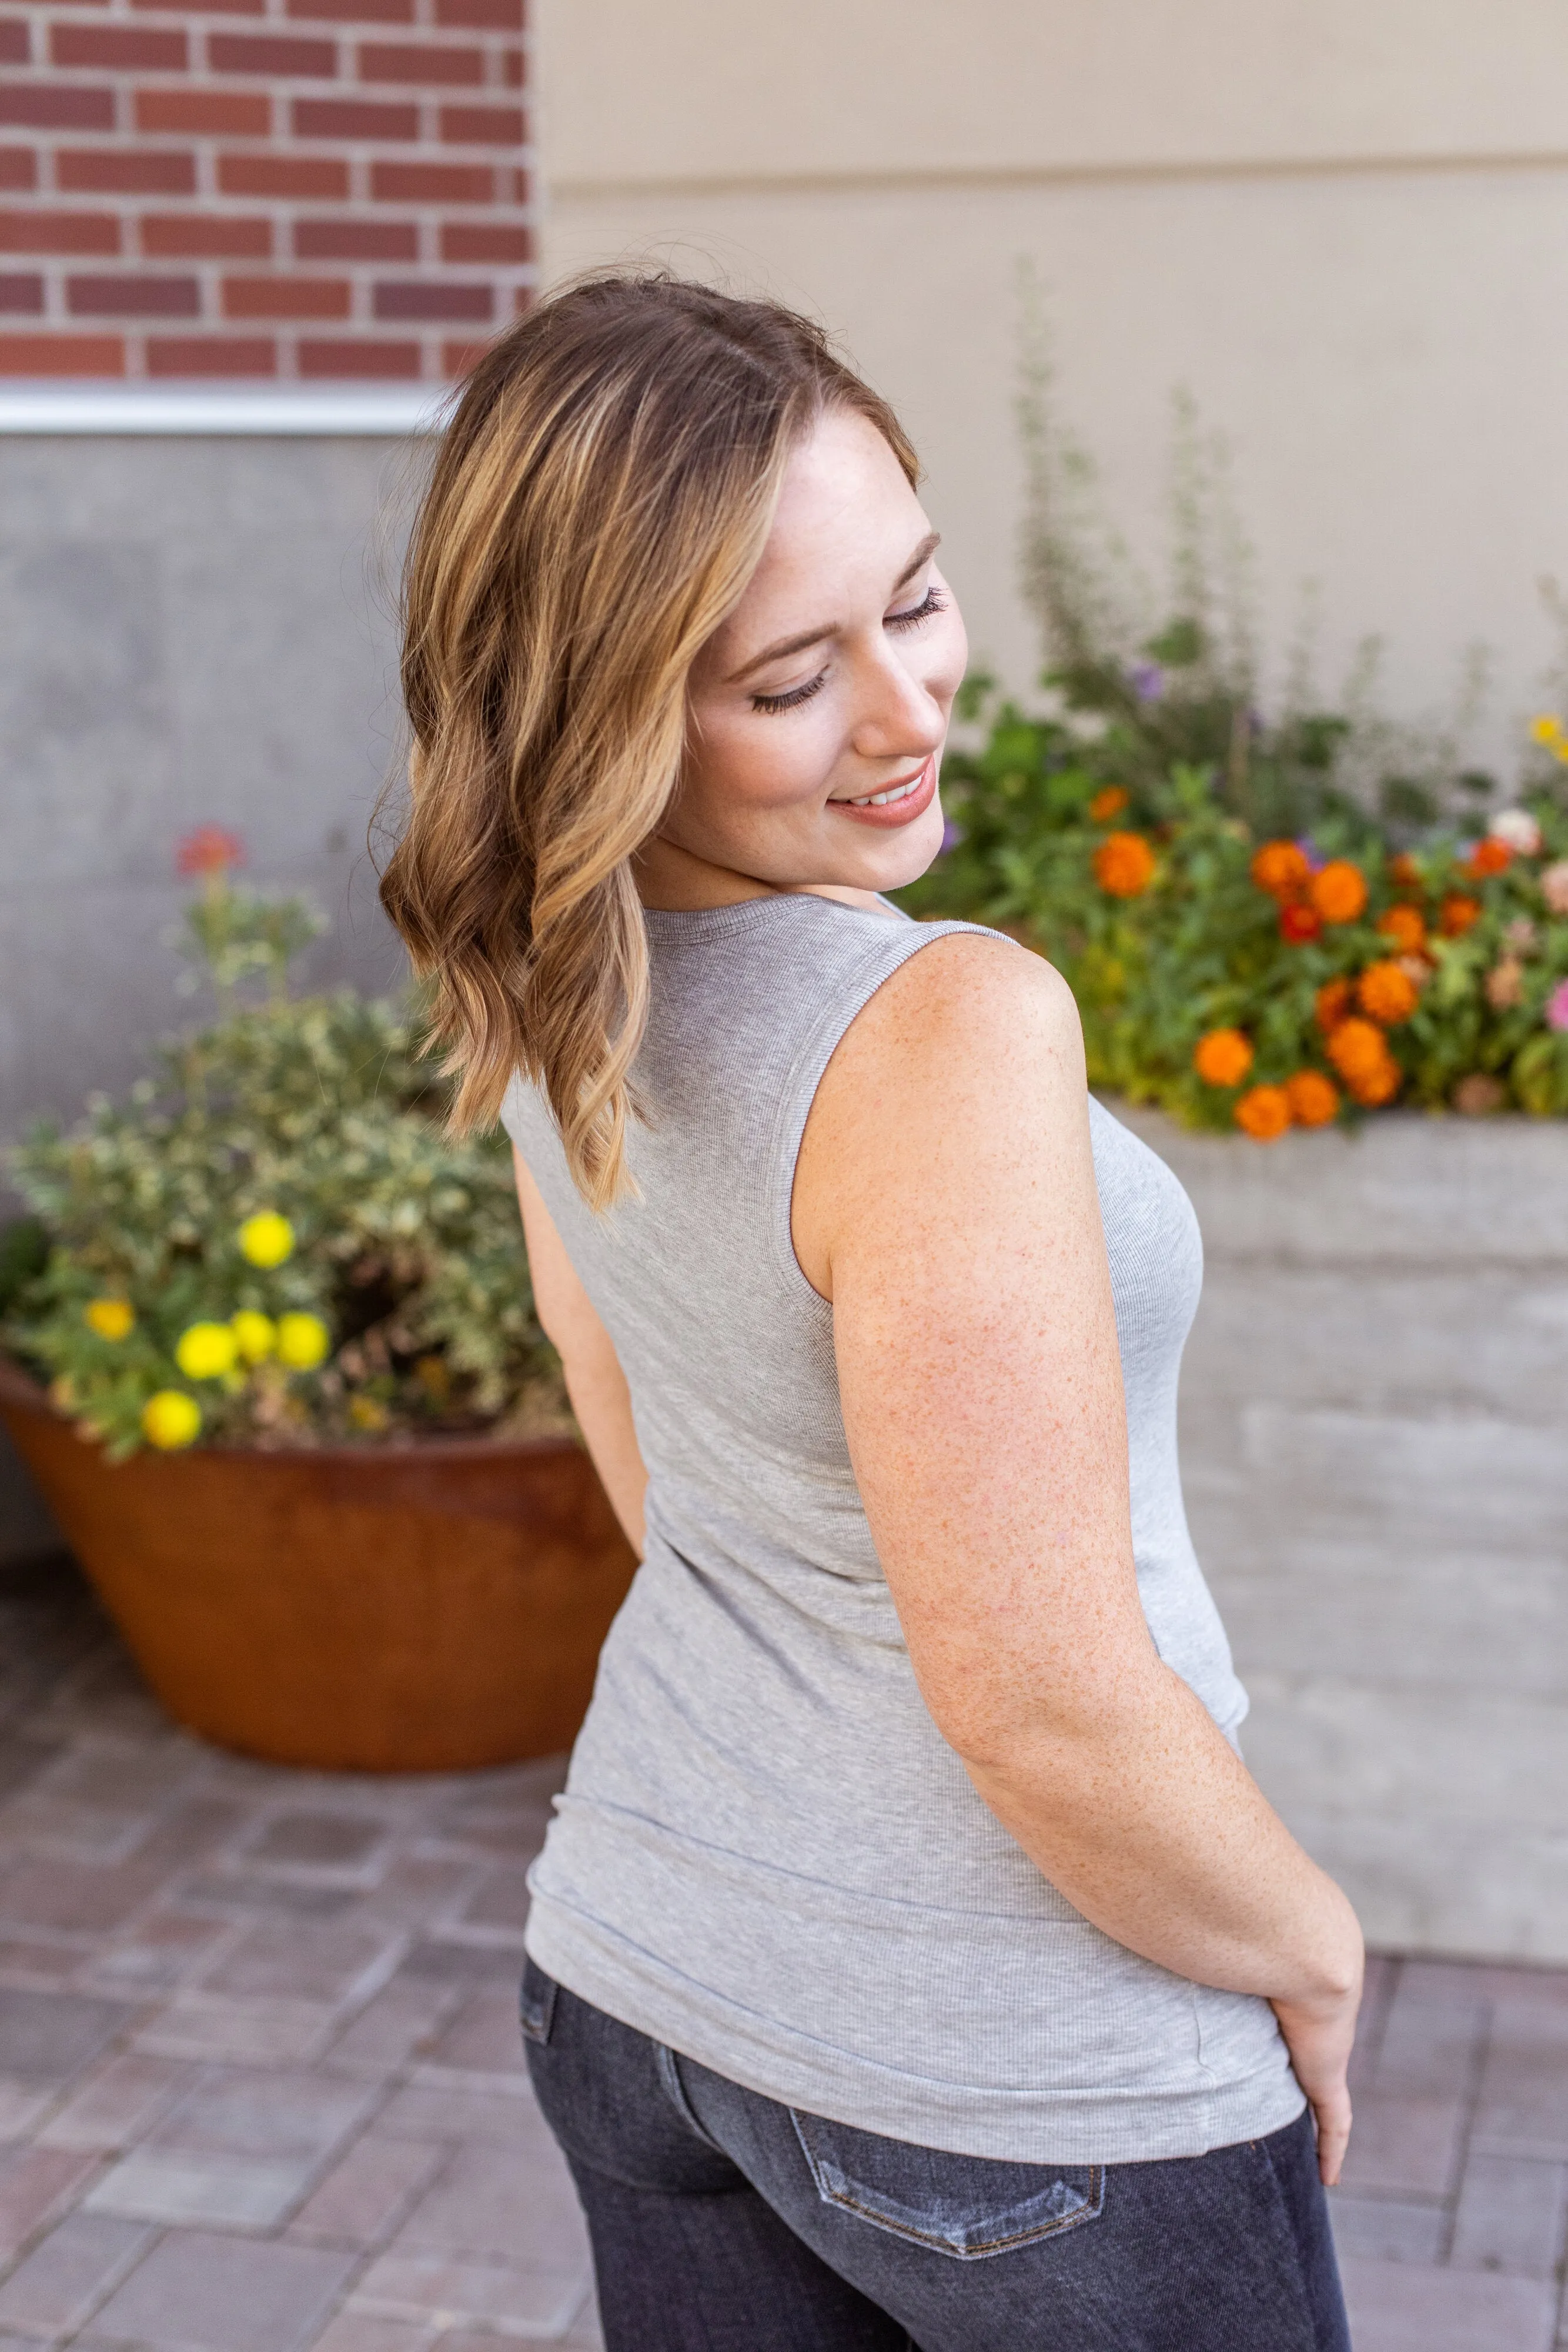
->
[4,878,566,1458]
[903,693,1568,1132]
[177,880,324,1006]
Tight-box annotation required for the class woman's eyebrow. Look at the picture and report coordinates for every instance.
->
[892,529,941,590]
[726,530,943,684]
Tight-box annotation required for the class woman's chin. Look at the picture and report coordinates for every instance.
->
[861,793,948,891]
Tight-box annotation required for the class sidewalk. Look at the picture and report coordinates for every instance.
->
[1,1549,1564,2351]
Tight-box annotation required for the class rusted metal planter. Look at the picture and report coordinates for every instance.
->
[0,1357,636,1773]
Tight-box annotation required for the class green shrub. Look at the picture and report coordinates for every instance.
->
[2,843,566,1458]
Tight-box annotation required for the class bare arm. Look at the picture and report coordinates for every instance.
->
[792,936,1363,2181]
[513,1147,647,1556]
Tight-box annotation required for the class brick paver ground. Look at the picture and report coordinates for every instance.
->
[0,1551,599,2351]
[2,1549,1566,2350]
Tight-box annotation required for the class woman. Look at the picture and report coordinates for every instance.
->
[382,275,1362,2352]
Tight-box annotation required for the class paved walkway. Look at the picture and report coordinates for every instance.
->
[1,1552,1565,2351]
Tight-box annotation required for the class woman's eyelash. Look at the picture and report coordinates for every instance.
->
[751,672,827,716]
[887,586,947,632]
[749,589,946,713]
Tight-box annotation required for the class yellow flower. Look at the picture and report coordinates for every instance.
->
[84,1298,135,1341]
[348,1394,391,1432]
[175,1321,239,1380]
[276,1311,330,1371]
[1530,713,1564,747]
[238,1211,295,1269]
[230,1310,276,1365]
[142,1390,202,1449]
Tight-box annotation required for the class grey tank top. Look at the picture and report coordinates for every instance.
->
[503,894,1302,2164]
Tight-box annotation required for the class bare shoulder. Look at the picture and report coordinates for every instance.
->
[889,926,1074,1024]
[831,929,1084,1107]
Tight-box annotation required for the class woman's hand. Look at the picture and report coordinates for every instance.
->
[1272,1980,1363,2186]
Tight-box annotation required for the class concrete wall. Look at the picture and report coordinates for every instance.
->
[1121,1105,1568,1962]
[1,429,422,1559]
[0,432,419,1135]
[540,0,1568,759]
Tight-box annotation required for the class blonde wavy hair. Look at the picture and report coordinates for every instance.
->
[379,273,917,1210]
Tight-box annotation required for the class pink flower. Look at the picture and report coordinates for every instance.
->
[1490,807,1542,856]
[1541,860,1568,916]
[1547,978,1568,1033]
[176,825,244,878]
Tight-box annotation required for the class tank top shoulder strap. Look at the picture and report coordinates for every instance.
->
[725,901,1003,1309]
[507,897,1004,1322]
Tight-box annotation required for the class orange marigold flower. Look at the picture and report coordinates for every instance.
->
[1440,893,1481,937]
[1279,902,1323,944]
[1346,1054,1401,1107]
[1378,904,1426,954]
[1093,831,1156,897]
[1463,836,1512,879]
[1309,860,1368,924]
[1356,959,1419,1026]
[1251,840,1310,898]
[1088,786,1129,823]
[1193,1028,1255,1088]
[1234,1084,1292,1142]
[1315,977,1353,1031]
[1326,1013,1401,1105]
[1285,1070,1340,1128]
[1389,852,1423,889]
[1326,1015,1390,1083]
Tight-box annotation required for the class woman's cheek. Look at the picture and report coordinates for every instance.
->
[745,714,838,820]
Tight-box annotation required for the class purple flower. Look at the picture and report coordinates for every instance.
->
[1295,836,1328,873]
[1547,978,1568,1033]
[1129,662,1165,704]
[940,819,964,854]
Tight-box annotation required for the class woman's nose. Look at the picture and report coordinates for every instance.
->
[848,653,947,762]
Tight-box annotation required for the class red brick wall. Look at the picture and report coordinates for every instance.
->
[0,0,532,378]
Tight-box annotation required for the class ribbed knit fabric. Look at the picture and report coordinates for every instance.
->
[502,894,1303,2164]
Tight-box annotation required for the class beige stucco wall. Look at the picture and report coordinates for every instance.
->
[537,0,1568,756]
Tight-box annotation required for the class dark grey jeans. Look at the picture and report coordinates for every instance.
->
[521,1962,1351,2352]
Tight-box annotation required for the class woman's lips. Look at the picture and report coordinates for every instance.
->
[828,757,937,829]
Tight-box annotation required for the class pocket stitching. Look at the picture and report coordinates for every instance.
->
[789,2111,1105,2260]
[815,2170,1104,2257]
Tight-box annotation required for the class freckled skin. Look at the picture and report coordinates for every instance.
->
[516,410,1365,2186]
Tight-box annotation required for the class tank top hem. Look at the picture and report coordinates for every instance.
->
[523,1896,1307,2167]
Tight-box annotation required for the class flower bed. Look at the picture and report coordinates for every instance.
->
[910,373,1568,1132]
[908,700,1568,1137]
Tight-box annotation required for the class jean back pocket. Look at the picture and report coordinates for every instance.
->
[790,2109,1104,2260]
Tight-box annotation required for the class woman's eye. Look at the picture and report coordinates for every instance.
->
[751,671,827,716]
[886,586,947,632]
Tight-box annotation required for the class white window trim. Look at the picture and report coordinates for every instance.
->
[0,383,451,435]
